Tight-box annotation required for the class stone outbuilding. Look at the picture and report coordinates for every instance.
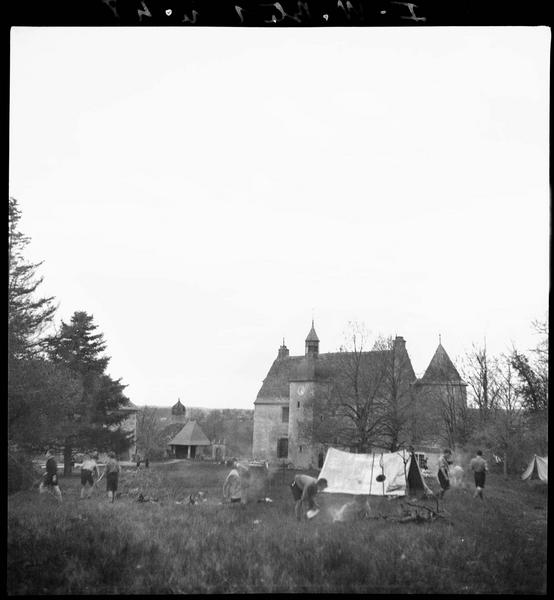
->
[168,420,211,459]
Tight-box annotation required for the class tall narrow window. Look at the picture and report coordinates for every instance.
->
[281,406,289,423]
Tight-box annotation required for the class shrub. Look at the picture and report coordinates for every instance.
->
[8,449,41,495]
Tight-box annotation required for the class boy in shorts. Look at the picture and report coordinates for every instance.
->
[80,453,99,499]
[469,449,488,500]
[105,451,120,502]
[290,474,328,520]
[39,449,62,502]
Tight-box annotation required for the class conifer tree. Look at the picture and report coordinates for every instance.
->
[48,311,132,473]
[8,196,56,359]
[8,197,82,462]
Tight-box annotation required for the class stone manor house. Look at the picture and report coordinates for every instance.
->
[252,322,467,469]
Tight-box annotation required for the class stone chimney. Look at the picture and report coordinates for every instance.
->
[394,336,406,351]
[278,339,289,360]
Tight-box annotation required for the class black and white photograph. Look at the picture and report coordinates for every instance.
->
[8,7,549,595]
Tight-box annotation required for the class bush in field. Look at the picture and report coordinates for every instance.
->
[8,449,41,495]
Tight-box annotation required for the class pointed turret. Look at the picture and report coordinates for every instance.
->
[420,342,463,384]
[305,319,319,357]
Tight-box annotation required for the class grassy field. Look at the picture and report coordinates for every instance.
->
[7,461,547,594]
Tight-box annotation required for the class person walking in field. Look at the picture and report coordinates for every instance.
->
[105,451,120,503]
[80,452,99,499]
[437,448,452,499]
[290,474,328,521]
[39,449,62,502]
[469,449,488,500]
[223,459,243,505]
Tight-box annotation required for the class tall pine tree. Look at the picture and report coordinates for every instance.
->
[48,311,133,473]
[8,197,83,464]
[8,197,56,360]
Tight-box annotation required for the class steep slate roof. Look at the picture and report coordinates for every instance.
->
[168,420,211,446]
[255,349,414,404]
[256,357,302,401]
[305,322,320,342]
[417,344,464,384]
[160,422,187,443]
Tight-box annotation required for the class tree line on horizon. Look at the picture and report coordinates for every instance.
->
[8,197,133,489]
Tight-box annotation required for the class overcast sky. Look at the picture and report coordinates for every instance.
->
[9,27,549,410]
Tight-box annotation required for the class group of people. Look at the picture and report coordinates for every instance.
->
[437,448,489,500]
[41,447,489,512]
[222,458,329,520]
[38,449,121,503]
[289,448,489,522]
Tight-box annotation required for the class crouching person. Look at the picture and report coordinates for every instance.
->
[223,459,242,505]
[105,451,120,502]
[237,463,251,505]
[291,474,328,521]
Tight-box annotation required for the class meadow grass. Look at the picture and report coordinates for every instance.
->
[7,461,547,594]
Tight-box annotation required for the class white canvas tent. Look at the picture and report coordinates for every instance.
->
[521,455,548,482]
[319,447,432,497]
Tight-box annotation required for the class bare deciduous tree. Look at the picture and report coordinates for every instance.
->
[471,356,524,477]
[438,382,472,449]
[462,343,502,423]
[331,323,390,452]
[510,317,548,415]
[136,406,164,459]
[372,335,415,452]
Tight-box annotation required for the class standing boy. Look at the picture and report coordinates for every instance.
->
[290,474,328,520]
[223,459,242,505]
[437,448,452,499]
[80,452,99,499]
[469,449,488,500]
[105,451,120,502]
[39,449,62,502]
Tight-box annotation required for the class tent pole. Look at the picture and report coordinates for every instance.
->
[380,453,385,495]
[402,448,408,495]
[369,452,375,495]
